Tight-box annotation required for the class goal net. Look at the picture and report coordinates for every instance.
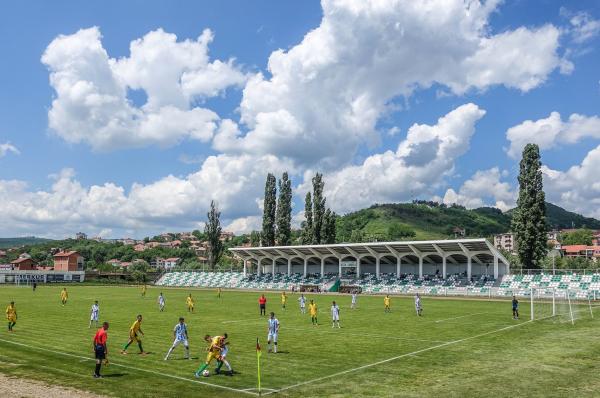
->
[530,288,595,324]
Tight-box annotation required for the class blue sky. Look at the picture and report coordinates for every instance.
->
[0,0,599,238]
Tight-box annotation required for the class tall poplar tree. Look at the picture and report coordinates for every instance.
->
[301,192,313,244]
[512,143,547,268]
[261,173,277,246]
[321,208,337,244]
[311,173,326,244]
[205,200,224,270]
[276,172,292,246]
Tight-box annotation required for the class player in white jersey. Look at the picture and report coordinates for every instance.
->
[415,293,423,316]
[267,312,280,353]
[351,291,357,309]
[298,294,307,314]
[89,300,99,328]
[164,317,190,360]
[331,301,341,328]
[157,293,165,312]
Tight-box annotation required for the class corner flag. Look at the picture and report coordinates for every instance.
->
[256,338,262,395]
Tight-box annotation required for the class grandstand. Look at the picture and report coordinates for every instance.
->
[155,270,600,299]
[155,239,600,300]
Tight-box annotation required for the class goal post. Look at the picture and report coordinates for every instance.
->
[530,287,596,324]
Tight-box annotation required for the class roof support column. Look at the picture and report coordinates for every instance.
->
[272,258,276,277]
[287,258,292,277]
[442,256,447,280]
[467,256,472,281]
[356,257,361,278]
[303,258,308,278]
[243,260,247,277]
[493,255,499,279]
[376,256,381,279]
[321,258,325,277]
[257,258,262,276]
[338,257,342,278]
[419,256,423,279]
[396,256,401,276]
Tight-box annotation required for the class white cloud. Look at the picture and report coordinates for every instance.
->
[561,8,600,44]
[506,112,600,158]
[213,0,564,169]
[0,155,293,238]
[41,27,246,151]
[313,104,486,213]
[0,142,19,158]
[543,145,600,219]
[443,167,516,211]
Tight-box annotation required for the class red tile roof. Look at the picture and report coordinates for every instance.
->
[11,257,35,264]
[53,251,80,257]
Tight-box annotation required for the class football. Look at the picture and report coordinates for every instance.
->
[202,370,210,377]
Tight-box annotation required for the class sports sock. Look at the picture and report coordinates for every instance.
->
[216,360,223,371]
[8,322,11,331]
[274,343,277,353]
[138,342,144,353]
[95,363,101,376]
[122,342,131,350]
[196,363,208,374]
[223,360,232,371]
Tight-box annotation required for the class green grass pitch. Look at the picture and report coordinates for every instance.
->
[1,285,600,397]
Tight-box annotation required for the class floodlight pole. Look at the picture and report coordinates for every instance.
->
[552,288,556,317]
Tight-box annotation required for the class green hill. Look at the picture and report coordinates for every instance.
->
[0,237,53,249]
[336,201,600,242]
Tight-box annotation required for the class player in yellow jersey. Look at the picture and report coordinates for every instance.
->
[121,314,146,354]
[6,301,17,332]
[186,294,195,313]
[308,300,318,325]
[384,295,391,313]
[217,287,222,299]
[60,288,68,306]
[281,291,287,310]
[195,334,224,377]
[141,284,147,298]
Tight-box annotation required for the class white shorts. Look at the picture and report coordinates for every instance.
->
[221,346,229,357]
[332,314,339,321]
[91,313,99,321]
[171,338,189,348]
[267,332,278,343]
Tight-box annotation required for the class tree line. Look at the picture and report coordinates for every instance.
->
[260,172,337,246]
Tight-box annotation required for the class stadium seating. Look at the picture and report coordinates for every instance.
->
[156,271,600,299]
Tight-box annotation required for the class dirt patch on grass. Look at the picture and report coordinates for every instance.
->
[0,373,107,398]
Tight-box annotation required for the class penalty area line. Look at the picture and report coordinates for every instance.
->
[263,317,549,396]
[0,338,258,396]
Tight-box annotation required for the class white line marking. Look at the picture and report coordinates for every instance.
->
[263,317,550,396]
[0,338,257,396]
[434,312,487,323]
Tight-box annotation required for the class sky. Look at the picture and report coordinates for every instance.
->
[0,0,599,239]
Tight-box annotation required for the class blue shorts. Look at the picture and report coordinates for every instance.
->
[95,344,106,360]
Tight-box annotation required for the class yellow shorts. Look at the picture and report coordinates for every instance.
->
[205,350,220,363]
[129,334,141,343]
[7,316,16,322]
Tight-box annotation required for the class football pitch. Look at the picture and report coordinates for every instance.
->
[1,285,600,397]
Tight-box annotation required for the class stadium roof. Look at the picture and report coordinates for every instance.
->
[229,238,509,265]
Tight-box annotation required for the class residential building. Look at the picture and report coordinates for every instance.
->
[53,251,84,271]
[75,232,87,240]
[494,233,515,253]
[119,238,136,246]
[133,243,146,252]
[163,257,181,269]
[10,257,36,270]
[561,245,600,261]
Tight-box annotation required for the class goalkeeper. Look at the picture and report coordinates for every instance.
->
[93,322,110,378]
